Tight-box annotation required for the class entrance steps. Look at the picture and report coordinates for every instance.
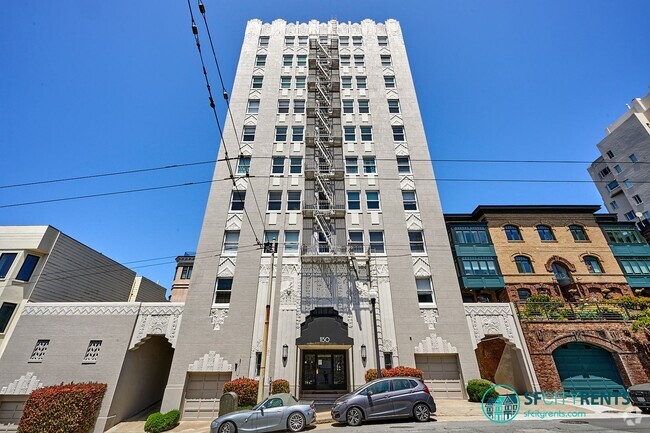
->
[300,391,347,412]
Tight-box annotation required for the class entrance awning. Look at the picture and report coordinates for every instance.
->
[296,307,353,346]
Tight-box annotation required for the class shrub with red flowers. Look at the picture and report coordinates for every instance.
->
[270,379,290,394]
[223,378,259,407]
[365,366,424,382]
[18,382,107,433]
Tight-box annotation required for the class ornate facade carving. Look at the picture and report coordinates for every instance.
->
[405,212,423,230]
[1,373,43,394]
[129,303,183,349]
[414,334,457,354]
[188,351,233,372]
[218,257,237,278]
[420,308,439,330]
[412,256,431,277]
[22,303,140,316]
[209,308,229,331]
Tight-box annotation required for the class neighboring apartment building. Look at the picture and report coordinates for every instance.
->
[445,206,650,395]
[0,226,167,358]
[169,253,195,303]
[161,18,480,419]
[588,93,650,240]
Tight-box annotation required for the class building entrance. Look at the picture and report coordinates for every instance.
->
[301,351,347,391]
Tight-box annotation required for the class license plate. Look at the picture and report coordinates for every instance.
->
[637,396,646,402]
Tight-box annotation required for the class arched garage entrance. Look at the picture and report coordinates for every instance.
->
[552,342,626,394]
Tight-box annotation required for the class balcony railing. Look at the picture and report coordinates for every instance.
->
[515,301,647,322]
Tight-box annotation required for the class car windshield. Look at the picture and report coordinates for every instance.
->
[253,397,286,410]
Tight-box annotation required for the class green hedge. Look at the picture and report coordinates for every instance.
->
[271,379,290,394]
[467,379,498,403]
[18,382,107,433]
[223,378,259,407]
[144,410,180,433]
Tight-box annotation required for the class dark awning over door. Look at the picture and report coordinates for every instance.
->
[296,307,353,346]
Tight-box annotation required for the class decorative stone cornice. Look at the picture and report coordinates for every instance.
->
[1,373,43,394]
[189,351,233,372]
[22,303,140,316]
[414,334,457,354]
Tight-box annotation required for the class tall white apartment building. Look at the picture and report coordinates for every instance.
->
[588,93,650,235]
[162,19,479,418]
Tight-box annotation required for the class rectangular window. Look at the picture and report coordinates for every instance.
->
[278,99,290,114]
[292,126,304,141]
[416,278,434,303]
[356,76,367,89]
[280,76,291,88]
[614,164,622,173]
[339,36,349,46]
[284,36,294,46]
[214,278,233,304]
[230,191,246,211]
[296,55,307,66]
[180,266,193,280]
[341,76,352,89]
[625,211,636,221]
[630,154,638,163]
[348,231,364,253]
[284,231,299,253]
[298,36,308,46]
[610,201,619,210]
[352,36,362,46]
[366,191,380,210]
[620,258,650,275]
[272,156,285,174]
[397,156,411,174]
[258,36,269,47]
[293,100,305,113]
[461,257,498,275]
[384,76,396,88]
[354,55,365,67]
[83,340,102,363]
[409,231,425,253]
[242,126,256,142]
[295,76,306,89]
[360,126,373,141]
[255,55,267,67]
[634,195,643,204]
[264,230,280,245]
[16,255,39,282]
[606,150,614,158]
[384,352,393,369]
[342,100,354,114]
[388,99,400,113]
[381,55,392,66]
[344,126,356,141]
[340,55,351,67]
[452,226,489,244]
[237,156,251,174]
[392,125,405,141]
[369,231,385,254]
[287,191,301,211]
[268,191,282,211]
[29,339,49,362]
[358,100,369,114]
[290,157,302,174]
[0,302,17,333]
[255,352,262,376]
[377,36,388,46]
[624,179,632,188]
[0,253,17,279]
[246,99,260,114]
[275,126,288,141]
[604,228,643,244]
[402,191,418,211]
[598,167,611,179]
[606,180,619,192]
[222,231,240,253]
[347,191,361,210]
[345,157,358,174]
[643,211,650,220]
[363,156,376,174]
[283,54,293,67]
[252,76,263,89]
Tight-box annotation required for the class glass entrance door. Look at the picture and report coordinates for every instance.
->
[301,351,347,390]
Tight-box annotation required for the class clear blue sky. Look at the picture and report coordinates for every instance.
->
[1,1,649,290]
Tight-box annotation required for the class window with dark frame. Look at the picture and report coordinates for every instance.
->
[230,191,246,211]
[504,225,522,241]
[514,256,534,273]
[0,253,17,279]
[0,302,18,333]
[267,191,282,211]
[16,255,39,282]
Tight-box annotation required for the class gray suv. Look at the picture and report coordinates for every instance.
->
[330,377,436,426]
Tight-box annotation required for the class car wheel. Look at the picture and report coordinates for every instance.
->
[413,403,430,422]
[288,412,306,432]
[346,407,363,426]
[219,421,237,433]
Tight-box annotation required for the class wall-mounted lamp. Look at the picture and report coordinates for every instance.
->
[282,344,289,361]
[360,344,367,362]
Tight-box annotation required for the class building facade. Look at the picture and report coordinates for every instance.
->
[588,93,650,240]
[169,253,195,303]
[445,206,650,394]
[0,226,166,358]
[161,18,480,418]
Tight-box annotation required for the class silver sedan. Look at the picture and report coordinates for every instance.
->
[210,393,316,433]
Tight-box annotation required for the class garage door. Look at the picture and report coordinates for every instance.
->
[415,354,463,399]
[0,396,26,432]
[552,343,626,394]
[182,372,232,420]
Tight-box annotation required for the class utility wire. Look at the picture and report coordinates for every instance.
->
[185,0,261,246]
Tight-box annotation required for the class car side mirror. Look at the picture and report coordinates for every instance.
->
[366,391,373,397]
[260,407,264,415]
